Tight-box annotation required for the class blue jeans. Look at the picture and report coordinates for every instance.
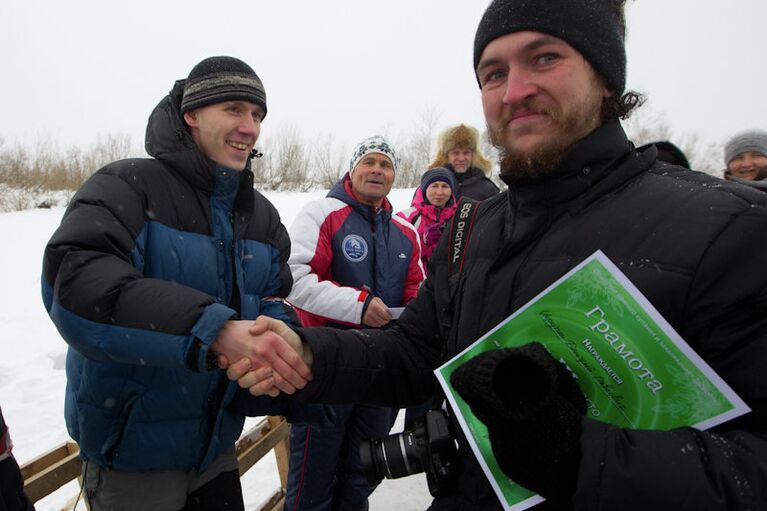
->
[284,404,395,511]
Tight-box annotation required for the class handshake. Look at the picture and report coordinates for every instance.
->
[211,316,313,397]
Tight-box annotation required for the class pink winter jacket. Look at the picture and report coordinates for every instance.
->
[397,196,457,274]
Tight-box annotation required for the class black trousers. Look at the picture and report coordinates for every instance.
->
[181,469,244,511]
[0,456,34,511]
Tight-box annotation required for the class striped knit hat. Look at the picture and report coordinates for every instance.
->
[181,56,267,118]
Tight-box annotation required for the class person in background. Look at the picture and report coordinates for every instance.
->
[225,0,767,508]
[425,124,500,201]
[722,129,767,191]
[283,135,424,510]
[398,167,458,274]
[636,140,689,168]
[41,56,315,511]
[0,407,34,511]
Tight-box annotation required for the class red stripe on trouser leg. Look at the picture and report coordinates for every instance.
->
[293,426,312,511]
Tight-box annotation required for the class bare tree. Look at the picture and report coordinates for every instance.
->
[313,134,347,190]
[623,107,722,176]
[255,127,315,191]
[0,132,144,211]
[396,107,441,188]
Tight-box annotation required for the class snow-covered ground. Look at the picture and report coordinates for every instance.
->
[0,187,433,510]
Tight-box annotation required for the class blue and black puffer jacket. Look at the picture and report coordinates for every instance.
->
[42,79,293,472]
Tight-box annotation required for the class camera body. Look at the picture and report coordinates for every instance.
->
[360,409,459,497]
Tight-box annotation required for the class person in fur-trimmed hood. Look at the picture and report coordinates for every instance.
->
[427,123,501,201]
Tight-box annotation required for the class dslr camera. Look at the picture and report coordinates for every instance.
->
[360,409,459,497]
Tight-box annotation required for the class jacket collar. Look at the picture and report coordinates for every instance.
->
[446,164,487,183]
[500,120,642,211]
[415,199,458,222]
[327,174,393,221]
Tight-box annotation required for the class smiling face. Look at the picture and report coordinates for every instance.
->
[727,151,767,181]
[183,100,264,170]
[477,31,609,183]
[447,147,474,173]
[350,153,395,207]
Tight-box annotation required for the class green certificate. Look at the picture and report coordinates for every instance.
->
[436,251,750,511]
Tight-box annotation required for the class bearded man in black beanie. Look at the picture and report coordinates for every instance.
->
[223,1,767,509]
[41,56,325,510]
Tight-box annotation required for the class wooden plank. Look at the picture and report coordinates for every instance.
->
[19,417,289,505]
[22,448,82,503]
[19,443,73,481]
[235,417,271,460]
[237,417,290,476]
[269,417,291,487]
[258,489,285,511]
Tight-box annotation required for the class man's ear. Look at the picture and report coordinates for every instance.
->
[183,110,198,129]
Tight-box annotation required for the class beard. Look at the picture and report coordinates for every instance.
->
[489,94,604,186]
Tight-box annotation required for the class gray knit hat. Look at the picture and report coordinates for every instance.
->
[724,129,767,165]
[348,135,399,176]
[181,56,267,118]
[473,0,627,94]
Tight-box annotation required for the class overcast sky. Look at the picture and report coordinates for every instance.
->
[2,0,765,158]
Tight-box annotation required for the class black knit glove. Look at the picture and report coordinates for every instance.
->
[450,342,586,503]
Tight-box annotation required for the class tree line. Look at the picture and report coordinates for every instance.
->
[0,108,723,213]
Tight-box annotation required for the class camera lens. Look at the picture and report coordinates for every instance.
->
[360,410,459,497]
[360,429,426,485]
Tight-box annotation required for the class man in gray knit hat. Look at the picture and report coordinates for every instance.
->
[723,129,767,182]
[42,56,319,510]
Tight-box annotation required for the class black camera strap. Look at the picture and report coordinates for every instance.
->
[447,198,480,277]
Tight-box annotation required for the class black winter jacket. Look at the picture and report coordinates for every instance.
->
[446,164,501,202]
[295,121,767,510]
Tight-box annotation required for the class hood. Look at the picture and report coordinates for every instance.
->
[447,165,490,184]
[144,79,254,191]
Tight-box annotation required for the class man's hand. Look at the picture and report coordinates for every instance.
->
[212,317,312,396]
[362,296,392,327]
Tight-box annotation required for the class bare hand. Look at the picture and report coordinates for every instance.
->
[212,318,312,395]
[362,297,392,327]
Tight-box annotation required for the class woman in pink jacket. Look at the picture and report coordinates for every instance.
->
[398,167,458,275]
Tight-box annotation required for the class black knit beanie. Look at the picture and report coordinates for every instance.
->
[473,0,627,94]
[421,167,457,197]
[181,56,267,118]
